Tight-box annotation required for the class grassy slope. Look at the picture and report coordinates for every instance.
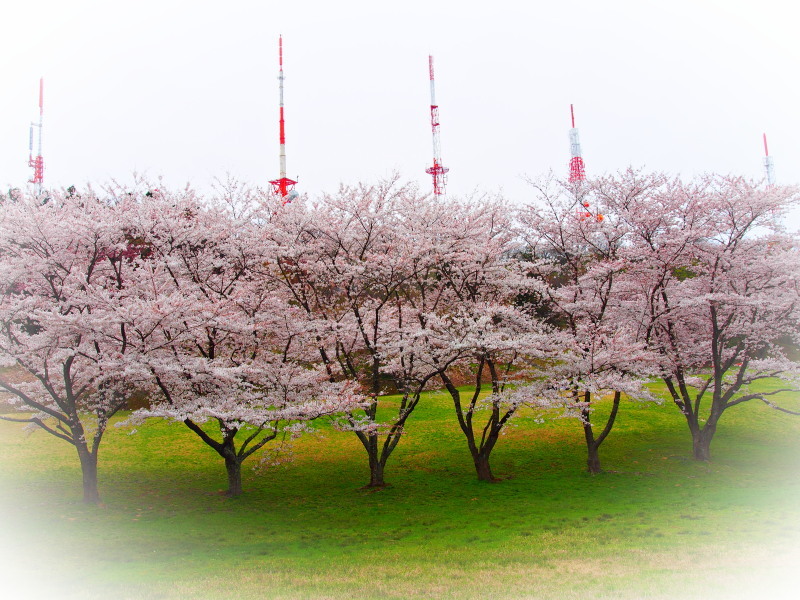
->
[0,385,798,600]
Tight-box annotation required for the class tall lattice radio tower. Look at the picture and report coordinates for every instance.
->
[28,78,44,195]
[269,36,298,203]
[425,55,448,197]
[568,104,585,183]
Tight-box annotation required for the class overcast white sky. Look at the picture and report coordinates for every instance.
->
[1,0,799,225]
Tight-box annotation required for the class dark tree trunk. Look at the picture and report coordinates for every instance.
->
[220,439,244,497]
[76,446,100,504]
[224,456,243,496]
[664,369,726,463]
[439,364,506,483]
[581,395,604,474]
[182,419,252,496]
[582,420,604,474]
[586,442,602,475]
[473,453,498,482]
[366,439,386,488]
[368,460,385,488]
[685,407,719,462]
[691,426,716,462]
[580,390,621,475]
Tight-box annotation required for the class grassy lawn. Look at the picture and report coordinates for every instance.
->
[1,385,799,599]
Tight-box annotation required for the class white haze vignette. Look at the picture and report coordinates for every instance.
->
[0,2,799,599]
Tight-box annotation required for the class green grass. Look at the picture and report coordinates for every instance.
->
[1,385,799,599]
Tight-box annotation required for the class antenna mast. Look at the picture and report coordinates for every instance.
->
[28,78,44,195]
[425,55,448,197]
[762,133,775,187]
[569,104,602,221]
[568,104,586,183]
[269,35,298,203]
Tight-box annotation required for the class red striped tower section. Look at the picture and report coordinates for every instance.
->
[569,105,602,222]
[269,36,298,203]
[28,78,44,195]
[568,104,586,183]
[763,133,776,188]
[425,55,449,197]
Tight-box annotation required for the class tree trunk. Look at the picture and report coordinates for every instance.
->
[353,430,389,488]
[581,401,603,474]
[582,420,603,474]
[586,443,602,474]
[473,453,498,482]
[366,446,386,488]
[76,446,100,504]
[579,390,621,475]
[691,426,715,461]
[224,454,243,497]
[688,412,719,461]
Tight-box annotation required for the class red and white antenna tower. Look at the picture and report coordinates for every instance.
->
[425,55,448,197]
[568,104,586,183]
[28,77,44,195]
[762,133,776,187]
[269,35,298,203]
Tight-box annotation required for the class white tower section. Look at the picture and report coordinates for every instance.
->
[763,133,776,187]
[569,128,582,158]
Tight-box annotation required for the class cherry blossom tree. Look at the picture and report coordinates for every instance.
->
[598,170,800,460]
[0,187,136,503]
[520,175,658,473]
[110,185,364,496]
[262,178,465,487]
[430,303,551,481]
[409,196,553,482]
